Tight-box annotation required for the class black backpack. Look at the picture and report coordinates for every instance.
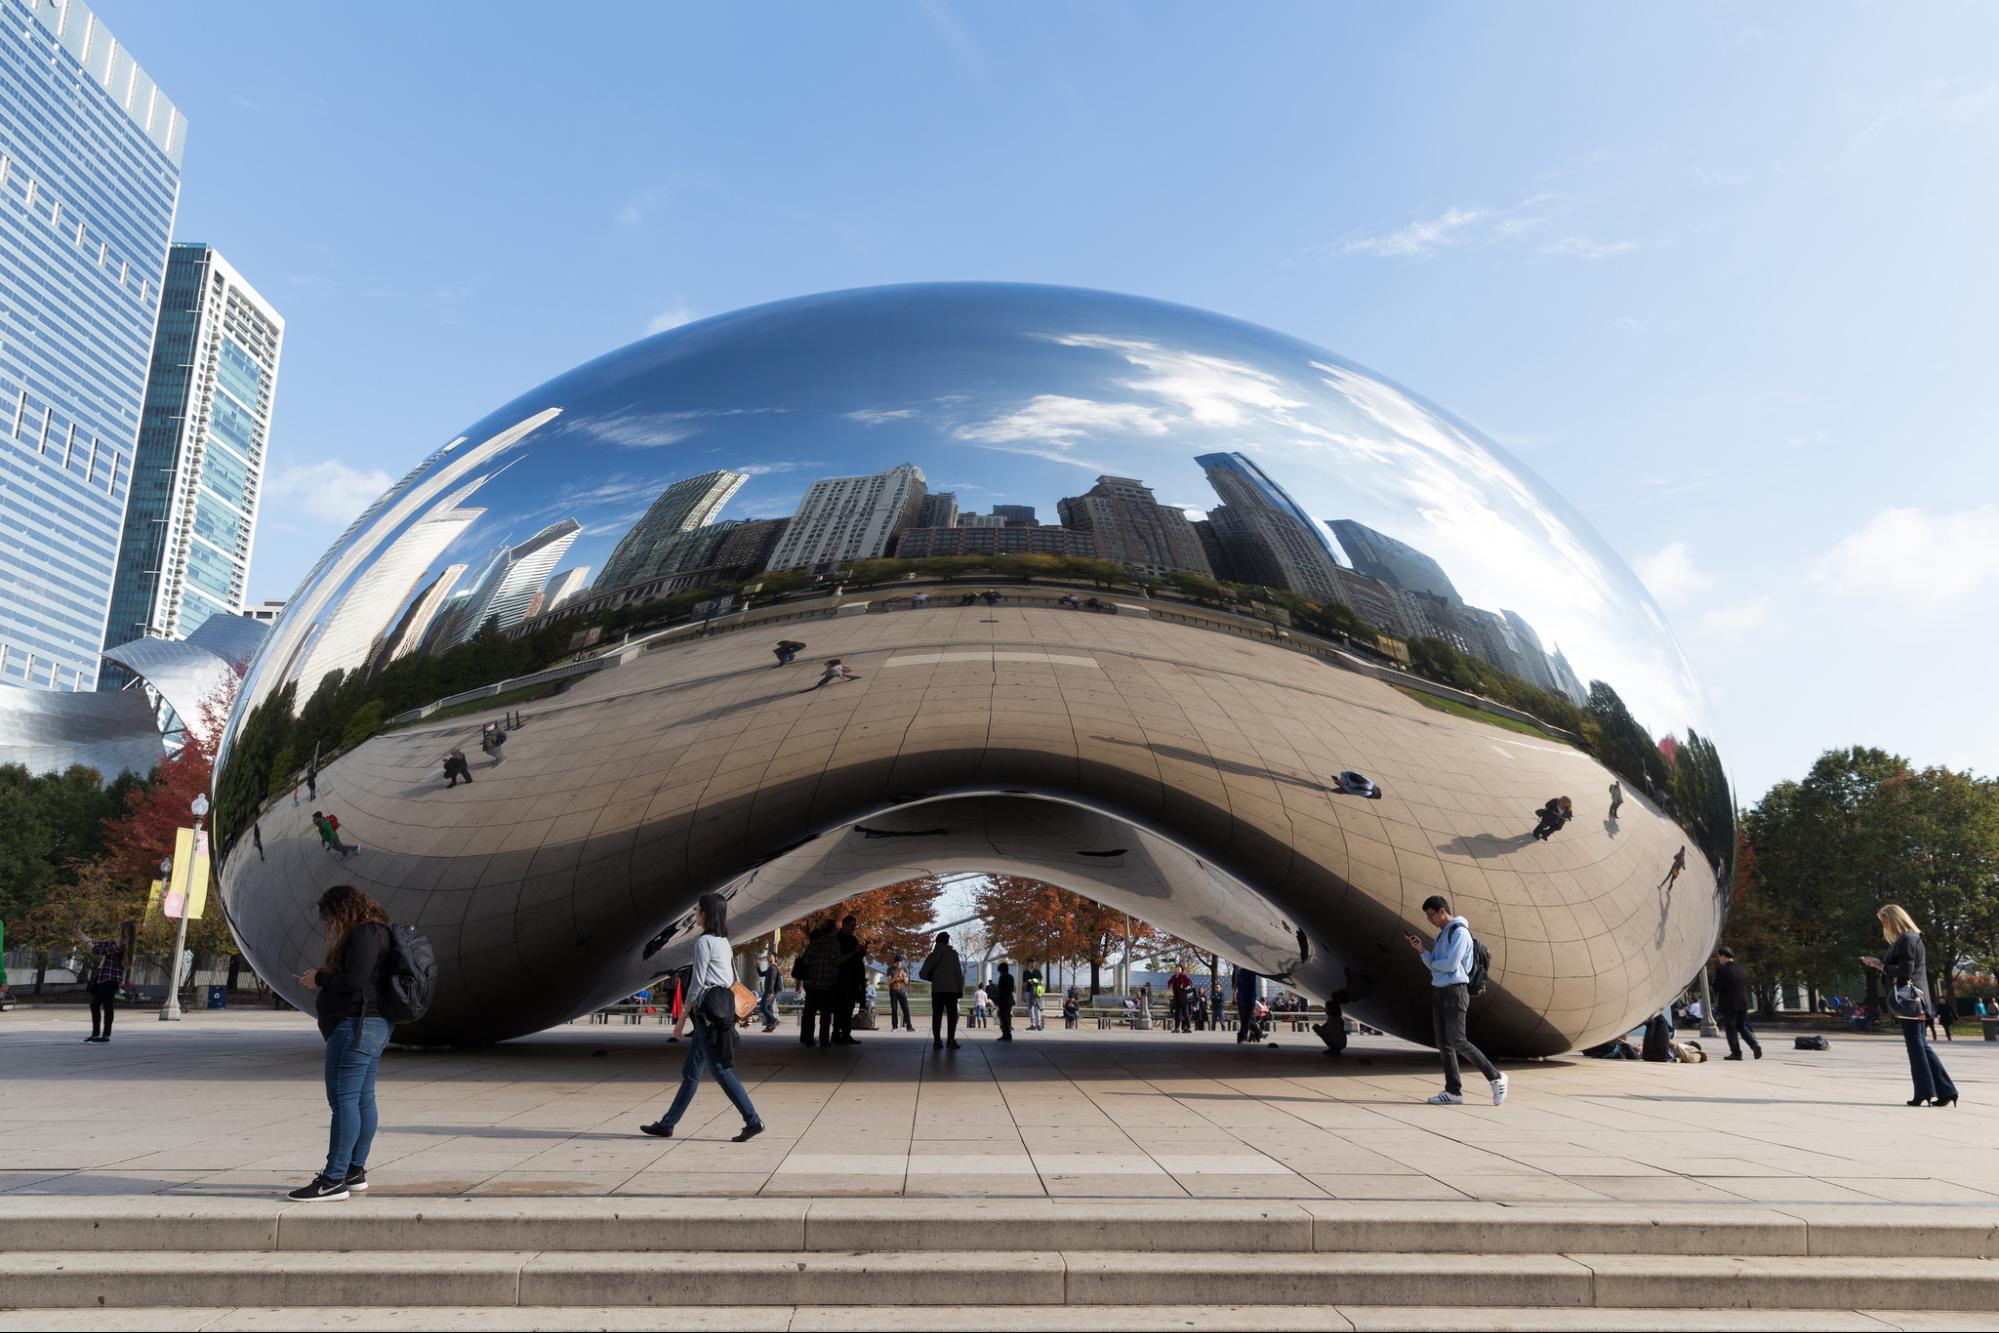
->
[1467,935,1492,998]
[375,923,438,1025]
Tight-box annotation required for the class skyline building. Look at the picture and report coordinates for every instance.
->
[0,0,186,693]
[540,566,591,613]
[1550,643,1589,708]
[593,470,745,591]
[1196,451,1342,603]
[956,511,1007,528]
[1501,609,1561,695]
[375,562,466,670]
[102,244,283,672]
[914,491,958,528]
[471,518,583,639]
[1056,475,1211,579]
[991,503,1038,526]
[763,462,925,572]
[290,479,484,692]
[1325,518,1462,604]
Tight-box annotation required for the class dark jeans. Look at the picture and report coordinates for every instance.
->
[833,982,859,1039]
[324,1016,392,1179]
[931,994,960,1043]
[88,980,117,1037]
[755,990,778,1029]
[1171,994,1189,1032]
[1718,1008,1761,1057]
[996,1000,1014,1038]
[1900,1019,1958,1102]
[889,990,912,1029]
[1430,984,1499,1095]
[657,1016,761,1131]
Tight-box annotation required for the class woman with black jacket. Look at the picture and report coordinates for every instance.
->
[290,885,394,1201]
[1864,903,1959,1107]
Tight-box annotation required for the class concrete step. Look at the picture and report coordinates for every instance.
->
[0,1306,1986,1331]
[3,1197,1995,1261]
[5,1250,1999,1312]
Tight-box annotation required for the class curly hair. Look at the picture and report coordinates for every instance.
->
[319,884,388,973]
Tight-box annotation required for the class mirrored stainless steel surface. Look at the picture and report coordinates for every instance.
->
[213,283,1732,1055]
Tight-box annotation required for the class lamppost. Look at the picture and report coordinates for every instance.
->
[160,793,208,1022]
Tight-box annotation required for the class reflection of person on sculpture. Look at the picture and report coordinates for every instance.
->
[771,640,806,667]
[1607,780,1623,821]
[1659,845,1687,891]
[808,658,861,690]
[1531,796,1572,841]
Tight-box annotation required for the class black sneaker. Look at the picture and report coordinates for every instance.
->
[343,1167,368,1192]
[1752,1047,1764,1060]
[732,1123,765,1143]
[638,1121,673,1138]
[287,1174,350,1202]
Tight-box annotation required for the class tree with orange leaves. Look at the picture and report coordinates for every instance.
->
[973,874,1164,996]
[778,875,945,965]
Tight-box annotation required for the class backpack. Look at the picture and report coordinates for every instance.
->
[1795,1034,1830,1051]
[1446,920,1492,998]
[375,923,438,1025]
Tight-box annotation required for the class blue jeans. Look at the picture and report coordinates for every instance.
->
[1901,1019,1958,1102]
[755,990,778,1028]
[324,1016,392,1178]
[658,1016,761,1131]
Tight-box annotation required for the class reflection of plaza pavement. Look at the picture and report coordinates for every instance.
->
[1,1011,1991,1205]
[229,605,1716,1052]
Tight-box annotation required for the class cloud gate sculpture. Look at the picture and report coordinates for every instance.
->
[213,283,1732,1056]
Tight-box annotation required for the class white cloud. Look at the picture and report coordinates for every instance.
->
[1635,542,1715,604]
[1812,505,1999,611]
[1333,191,1636,263]
[645,304,695,335]
[264,460,394,525]
[1540,235,1638,260]
[846,408,919,425]
[953,394,1169,447]
[735,461,808,477]
[1341,206,1493,258]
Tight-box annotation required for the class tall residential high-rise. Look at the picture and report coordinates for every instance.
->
[1196,452,1342,602]
[956,511,1007,528]
[1549,644,1589,708]
[594,470,746,590]
[991,503,1038,526]
[1501,609,1561,695]
[378,563,466,668]
[102,244,283,669]
[1325,519,1462,604]
[0,0,186,693]
[1056,476,1211,579]
[893,526,1097,559]
[763,463,925,572]
[290,479,485,692]
[914,491,958,529]
[461,518,583,641]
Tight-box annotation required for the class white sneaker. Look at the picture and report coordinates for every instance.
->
[1492,1072,1509,1106]
[1426,1091,1465,1105]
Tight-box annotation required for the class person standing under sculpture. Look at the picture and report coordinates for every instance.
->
[886,955,914,1031]
[994,962,1017,1042]
[1168,963,1194,1033]
[920,931,964,1050]
[755,948,781,1033]
[1406,895,1508,1107]
[796,921,840,1047]
[1864,903,1959,1107]
[1712,947,1763,1061]
[1023,961,1045,1031]
[641,892,765,1143]
[832,914,867,1046]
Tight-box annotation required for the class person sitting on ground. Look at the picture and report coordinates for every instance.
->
[1530,796,1572,841]
[1063,989,1080,1029]
[808,658,862,690]
[771,640,806,667]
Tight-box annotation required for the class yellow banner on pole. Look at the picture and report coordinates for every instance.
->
[163,826,196,918]
[183,829,211,921]
[144,879,164,919]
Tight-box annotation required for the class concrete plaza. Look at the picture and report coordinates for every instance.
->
[3,1007,1995,1205]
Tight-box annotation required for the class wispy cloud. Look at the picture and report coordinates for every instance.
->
[1850,78,1999,151]
[265,460,394,526]
[645,304,696,335]
[736,461,809,477]
[847,408,919,425]
[917,0,986,81]
[953,394,1169,446]
[1330,191,1638,262]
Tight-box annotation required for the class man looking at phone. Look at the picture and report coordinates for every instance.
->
[1405,896,1508,1106]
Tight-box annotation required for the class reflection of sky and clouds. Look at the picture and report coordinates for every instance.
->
[243,283,1714,746]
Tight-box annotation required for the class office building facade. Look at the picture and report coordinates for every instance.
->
[893,525,1097,559]
[1,0,185,691]
[594,470,745,591]
[1196,451,1343,603]
[1056,476,1211,580]
[1326,518,1462,604]
[103,244,283,665]
[914,491,958,529]
[763,462,925,572]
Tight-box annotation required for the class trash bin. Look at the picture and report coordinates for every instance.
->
[206,984,228,1010]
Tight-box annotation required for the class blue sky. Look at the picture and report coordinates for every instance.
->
[98,1,1999,801]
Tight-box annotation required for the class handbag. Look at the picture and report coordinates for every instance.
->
[731,981,758,1022]
[1888,981,1930,1022]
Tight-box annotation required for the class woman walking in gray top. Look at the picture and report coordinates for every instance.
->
[1864,903,1959,1107]
[640,893,765,1141]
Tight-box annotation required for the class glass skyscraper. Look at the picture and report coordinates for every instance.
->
[1,0,185,692]
[103,244,284,673]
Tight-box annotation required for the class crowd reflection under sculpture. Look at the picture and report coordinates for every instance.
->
[213,283,1732,1056]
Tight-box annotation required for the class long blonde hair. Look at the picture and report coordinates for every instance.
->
[1878,903,1920,944]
